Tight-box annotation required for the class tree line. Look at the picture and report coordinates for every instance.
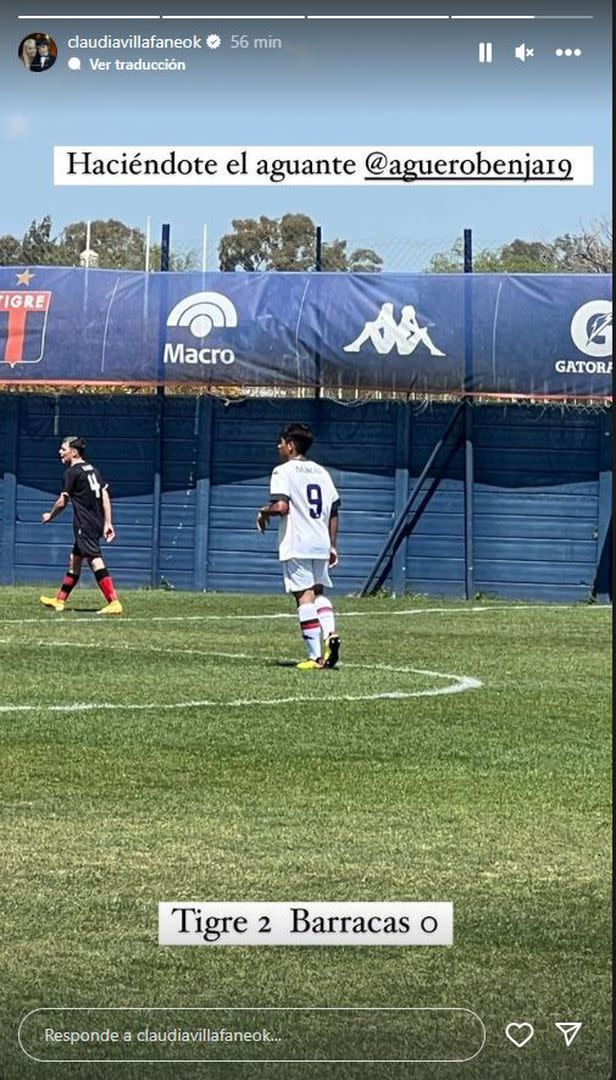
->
[0,213,610,273]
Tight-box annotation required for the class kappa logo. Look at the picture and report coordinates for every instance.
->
[570,300,612,358]
[164,291,238,366]
[0,276,51,367]
[344,302,446,357]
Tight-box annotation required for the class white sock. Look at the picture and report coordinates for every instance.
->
[315,596,336,638]
[298,603,322,660]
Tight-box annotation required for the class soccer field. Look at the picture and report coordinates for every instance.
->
[0,588,611,1080]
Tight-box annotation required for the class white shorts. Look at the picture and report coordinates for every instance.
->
[282,558,332,594]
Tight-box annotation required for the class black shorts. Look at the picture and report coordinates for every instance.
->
[72,530,102,559]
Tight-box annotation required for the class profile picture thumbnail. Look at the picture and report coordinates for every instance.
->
[18,32,58,73]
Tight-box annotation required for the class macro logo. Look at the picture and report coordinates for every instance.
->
[570,300,612,358]
[164,291,238,366]
[0,272,51,368]
[343,301,446,358]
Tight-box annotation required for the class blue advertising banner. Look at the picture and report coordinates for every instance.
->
[0,267,611,397]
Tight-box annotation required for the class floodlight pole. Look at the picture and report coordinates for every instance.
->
[463,228,475,601]
[201,224,207,272]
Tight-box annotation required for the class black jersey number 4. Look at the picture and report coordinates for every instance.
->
[87,472,102,499]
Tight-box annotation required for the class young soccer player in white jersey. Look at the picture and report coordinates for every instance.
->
[256,423,341,670]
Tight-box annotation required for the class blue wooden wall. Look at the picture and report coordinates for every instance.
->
[0,393,611,602]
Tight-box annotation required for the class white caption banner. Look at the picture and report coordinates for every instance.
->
[54,145,593,186]
[159,902,453,946]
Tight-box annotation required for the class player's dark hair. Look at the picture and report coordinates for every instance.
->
[279,423,313,455]
[63,435,86,457]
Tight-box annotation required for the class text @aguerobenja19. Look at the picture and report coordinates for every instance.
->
[158,901,453,945]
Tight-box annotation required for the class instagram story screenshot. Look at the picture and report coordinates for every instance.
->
[0,0,612,1078]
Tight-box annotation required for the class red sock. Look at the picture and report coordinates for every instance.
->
[94,568,117,603]
[57,572,79,601]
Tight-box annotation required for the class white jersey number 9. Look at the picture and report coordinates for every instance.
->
[306,483,323,519]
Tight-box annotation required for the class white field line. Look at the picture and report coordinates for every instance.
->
[0,640,482,713]
[0,603,610,626]
[31,638,483,677]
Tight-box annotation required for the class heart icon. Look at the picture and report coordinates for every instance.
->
[505,1022,535,1048]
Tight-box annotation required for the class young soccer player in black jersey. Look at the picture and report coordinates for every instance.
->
[40,435,122,615]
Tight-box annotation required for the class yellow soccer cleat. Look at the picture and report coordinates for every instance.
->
[296,658,323,671]
[40,595,65,612]
[97,600,123,616]
[322,634,341,669]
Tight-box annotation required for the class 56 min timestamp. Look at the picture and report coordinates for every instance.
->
[230,34,283,49]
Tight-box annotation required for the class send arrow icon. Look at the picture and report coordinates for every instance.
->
[555,1022,582,1046]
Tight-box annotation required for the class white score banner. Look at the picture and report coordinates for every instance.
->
[159,901,453,946]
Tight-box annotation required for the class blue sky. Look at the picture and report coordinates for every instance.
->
[1,3,611,270]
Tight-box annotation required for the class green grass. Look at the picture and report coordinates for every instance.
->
[0,588,611,1080]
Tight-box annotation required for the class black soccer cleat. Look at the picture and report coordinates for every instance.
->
[323,634,341,669]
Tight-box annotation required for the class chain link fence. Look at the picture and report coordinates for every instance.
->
[0,216,466,274]
[2,215,611,273]
[0,218,198,272]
